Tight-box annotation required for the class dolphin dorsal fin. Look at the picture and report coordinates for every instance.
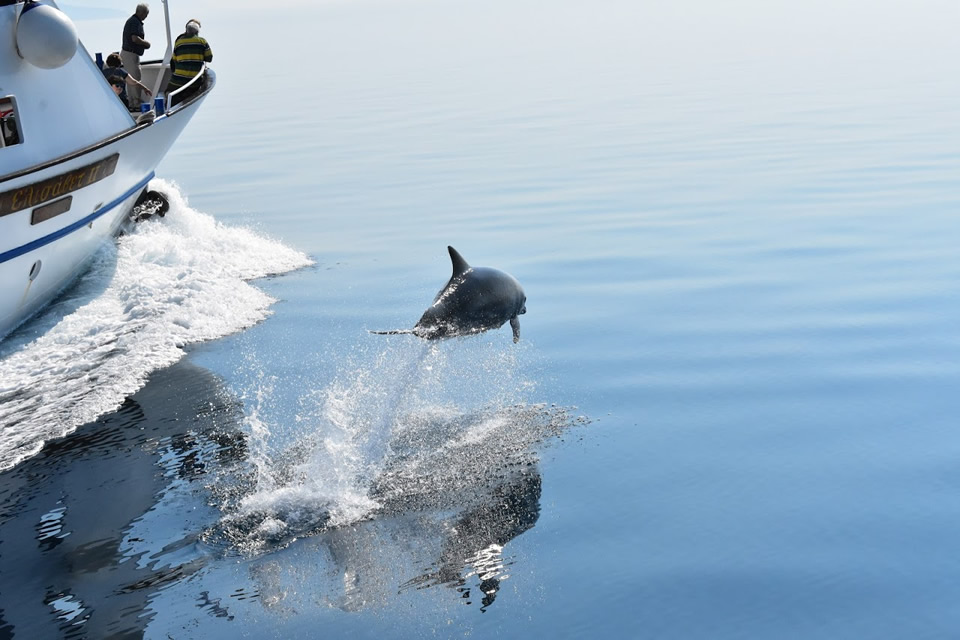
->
[448,246,471,277]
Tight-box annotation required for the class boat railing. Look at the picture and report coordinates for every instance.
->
[166,65,209,112]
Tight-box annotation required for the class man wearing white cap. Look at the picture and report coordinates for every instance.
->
[167,19,213,106]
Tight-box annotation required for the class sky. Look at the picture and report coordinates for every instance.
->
[60,0,960,102]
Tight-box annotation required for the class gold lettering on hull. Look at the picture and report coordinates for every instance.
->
[0,154,119,217]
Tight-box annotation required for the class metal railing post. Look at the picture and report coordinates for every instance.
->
[150,0,173,107]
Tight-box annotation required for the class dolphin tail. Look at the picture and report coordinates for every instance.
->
[368,329,417,336]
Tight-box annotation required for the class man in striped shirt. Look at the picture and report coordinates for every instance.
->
[167,20,213,106]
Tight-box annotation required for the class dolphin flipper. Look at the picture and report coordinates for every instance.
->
[510,317,520,343]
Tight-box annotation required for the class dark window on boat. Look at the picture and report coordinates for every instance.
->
[1,97,23,148]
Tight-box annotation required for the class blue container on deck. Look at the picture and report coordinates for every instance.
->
[154,96,165,116]
[140,103,150,113]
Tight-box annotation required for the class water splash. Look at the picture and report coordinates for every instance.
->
[0,179,313,471]
[216,337,584,552]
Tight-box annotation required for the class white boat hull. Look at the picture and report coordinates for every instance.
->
[0,86,212,341]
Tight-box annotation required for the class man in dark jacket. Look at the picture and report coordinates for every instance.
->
[120,3,151,109]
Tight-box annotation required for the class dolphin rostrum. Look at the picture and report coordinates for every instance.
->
[371,246,527,342]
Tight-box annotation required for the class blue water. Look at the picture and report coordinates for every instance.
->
[3,0,960,637]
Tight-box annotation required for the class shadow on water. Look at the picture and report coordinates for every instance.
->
[0,341,584,637]
[0,359,247,640]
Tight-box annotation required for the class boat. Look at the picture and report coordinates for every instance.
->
[0,0,215,342]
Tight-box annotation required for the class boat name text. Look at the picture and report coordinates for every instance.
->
[0,154,120,217]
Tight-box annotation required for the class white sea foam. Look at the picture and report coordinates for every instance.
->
[0,179,313,471]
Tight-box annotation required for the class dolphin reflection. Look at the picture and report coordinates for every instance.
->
[246,463,543,613]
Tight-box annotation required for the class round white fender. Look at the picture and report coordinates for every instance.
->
[16,2,78,69]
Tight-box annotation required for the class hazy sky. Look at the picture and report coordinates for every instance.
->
[61,0,960,98]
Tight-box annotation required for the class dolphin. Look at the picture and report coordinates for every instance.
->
[371,246,527,342]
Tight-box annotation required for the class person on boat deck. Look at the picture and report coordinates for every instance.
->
[167,19,213,107]
[108,75,126,99]
[120,3,151,109]
[102,52,152,108]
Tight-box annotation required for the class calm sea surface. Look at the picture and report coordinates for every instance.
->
[2,0,960,637]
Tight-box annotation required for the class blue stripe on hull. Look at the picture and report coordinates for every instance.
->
[0,172,155,265]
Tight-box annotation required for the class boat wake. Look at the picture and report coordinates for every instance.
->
[0,179,312,472]
[212,339,585,554]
